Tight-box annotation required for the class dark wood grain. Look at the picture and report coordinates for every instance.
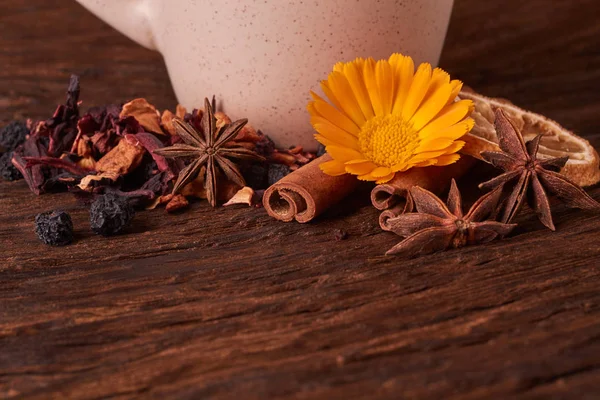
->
[1,0,600,399]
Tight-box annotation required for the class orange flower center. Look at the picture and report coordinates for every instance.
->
[358,114,419,167]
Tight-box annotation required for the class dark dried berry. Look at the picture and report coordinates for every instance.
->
[35,210,73,246]
[267,164,291,186]
[0,152,23,181]
[89,193,135,236]
[316,143,326,157]
[256,134,275,157]
[0,121,28,153]
[333,229,348,241]
[242,163,268,189]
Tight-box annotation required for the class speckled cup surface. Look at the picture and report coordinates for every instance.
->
[77,0,454,150]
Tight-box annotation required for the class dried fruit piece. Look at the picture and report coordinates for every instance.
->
[242,163,268,189]
[460,89,600,187]
[35,210,74,246]
[165,194,189,213]
[267,164,291,186]
[0,152,23,181]
[95,135,146,175]
[223,186,256,207]
[0,121,28,153]
[479,109,600,230]
[89,193,135,236]
[120,98,163,134]
[333,229,348,241]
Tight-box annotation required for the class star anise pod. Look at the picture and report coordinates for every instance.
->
[385,179,516,257]
[479,109,600,230]
[153,98,264,207]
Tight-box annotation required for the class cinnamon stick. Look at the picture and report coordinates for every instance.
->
[263,155,358,223]
[371,156,476,211]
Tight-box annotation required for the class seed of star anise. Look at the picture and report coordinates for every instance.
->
[479,109,600,230]
[385,179,516,257]
[153,98,264,207]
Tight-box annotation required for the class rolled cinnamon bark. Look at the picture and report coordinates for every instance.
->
[379,202,414,232]
[263,155,358,223]
[371,156,476,211]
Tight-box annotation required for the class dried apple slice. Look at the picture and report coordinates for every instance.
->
[459,89,600,187]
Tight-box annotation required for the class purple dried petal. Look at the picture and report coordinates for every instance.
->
[23,156,90,176]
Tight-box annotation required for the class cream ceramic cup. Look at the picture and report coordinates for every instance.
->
[77,0,454,150]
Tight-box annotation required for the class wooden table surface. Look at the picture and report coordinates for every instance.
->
[2,1,600,398]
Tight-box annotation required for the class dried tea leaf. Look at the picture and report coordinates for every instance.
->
[95,135,145,175]
[120,98,163,134]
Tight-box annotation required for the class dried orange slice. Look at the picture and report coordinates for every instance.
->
[459,89,600,187]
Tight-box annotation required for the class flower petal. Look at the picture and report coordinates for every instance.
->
[390,53,415,114]
[312,118,360,151]
[447,80,463,106]
[344,59,375,120]
[320,159,347,176]
[416,137,455,153]
[433,119,475,141]
[432,154,461,166]
[310,93,360,135]
[409,149,449,164]
[419,100,474,139]
[326,145,364,163]
[314,134,340,148]
[427,68,451,94]
[376,172,396,184]
[358,172,377,181]
[328,71,366,126]
[371,166,393,178]
[376,60,394,115]
[441,140,465,155]
[363,57,383,116]
[411,83,453,131]
[402,63,432,121]
[413,159,438,168]
[345,160,378,175]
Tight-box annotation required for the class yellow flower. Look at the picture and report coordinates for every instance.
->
[308,53,475,184]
